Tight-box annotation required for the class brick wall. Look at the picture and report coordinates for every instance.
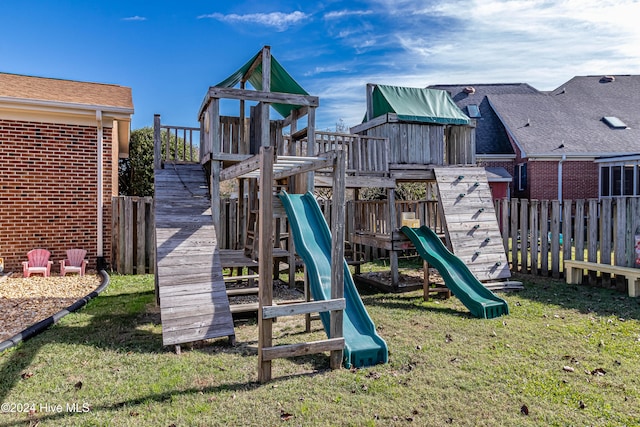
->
[527,160,599,200]
[560,160,599,200]
[0,119,112,273]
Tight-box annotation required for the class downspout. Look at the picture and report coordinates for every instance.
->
[558,154,566,202]
[96,110,104,261]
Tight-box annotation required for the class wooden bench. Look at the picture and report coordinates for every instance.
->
[564,260,640,297]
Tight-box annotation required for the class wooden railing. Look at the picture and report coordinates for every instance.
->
[153,114,201,167]
[282,132,390,176]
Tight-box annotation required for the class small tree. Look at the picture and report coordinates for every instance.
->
[119,127,196,196]
[119,127,154,196]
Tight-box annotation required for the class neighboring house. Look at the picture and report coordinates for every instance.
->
[429,83,539,200]
[0,73,133,272]
[433,76,640,201]
[488,75,640,200]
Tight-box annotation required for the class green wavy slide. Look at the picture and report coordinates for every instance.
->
[279,191,388,368]
[401,225,509,319]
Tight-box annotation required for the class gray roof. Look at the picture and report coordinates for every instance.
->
[428,83,539,155]
[488,75,640,158]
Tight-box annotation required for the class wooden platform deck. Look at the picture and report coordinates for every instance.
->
[155,163,235,346]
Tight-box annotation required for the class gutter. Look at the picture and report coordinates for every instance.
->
[96,110,104,259]
[0,271,110,353]
[0,95,134,117]
[558,154,566,202]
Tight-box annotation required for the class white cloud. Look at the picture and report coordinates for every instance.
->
[324,10,374,20]
[310,0,640,129]
[198,11,309,32]
[122,16,147,21]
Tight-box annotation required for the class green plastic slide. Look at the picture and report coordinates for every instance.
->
[401,226,509,319]
[279,191,388,368]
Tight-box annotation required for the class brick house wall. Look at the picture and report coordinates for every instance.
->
[0,119,113,272]
[522,160,599,201]
[560,160,599,200]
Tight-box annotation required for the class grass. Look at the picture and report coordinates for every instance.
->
[1,271,640,426]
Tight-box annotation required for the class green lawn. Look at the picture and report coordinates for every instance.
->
[1,272,639,426]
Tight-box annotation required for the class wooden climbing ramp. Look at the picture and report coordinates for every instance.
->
[154,163,235,347]
[434,167,511,283]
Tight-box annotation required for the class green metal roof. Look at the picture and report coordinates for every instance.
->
[370,84,470,125]
[215,51,309,118]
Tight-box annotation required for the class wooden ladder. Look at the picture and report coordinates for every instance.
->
[244,209,258,258]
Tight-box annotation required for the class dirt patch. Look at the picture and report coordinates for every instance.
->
[0,272,101,342]
[359,268,445,288]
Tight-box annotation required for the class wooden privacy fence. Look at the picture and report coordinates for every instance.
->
[112,196,155,274]
[495,197,640,280]
[111,195,640,278]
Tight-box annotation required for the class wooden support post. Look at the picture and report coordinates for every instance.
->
[422,260,430,300]
[209,98,221,242]
[366,84,375,122]
[288,110,298,289]
[389,188,399,290]
[330,150,346,369]
[258,146,274,383]
[153,114,161,169]
[306,106,316,192]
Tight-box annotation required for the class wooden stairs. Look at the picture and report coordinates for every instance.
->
[154,163,235,347]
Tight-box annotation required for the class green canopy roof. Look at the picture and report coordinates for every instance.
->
[369,84,470,125]
[215,51,309,118]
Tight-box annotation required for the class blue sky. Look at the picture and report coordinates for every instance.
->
[2,0,640,131]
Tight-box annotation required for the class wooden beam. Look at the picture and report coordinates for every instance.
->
[366,83,375,122]
[258,146,275,383]
[219,155,262,181]
[273,154,336,181]
[153,114,161,168]
[261,46,271,91]
[262,298,345,319]
[242,52,263,84]
[261,338,345,362]
[315,175,396,189]
[208,87,319,107]
[291,127,308,141]
[211,153,253,163]
[330,149,346,369]
[350,113,391,134]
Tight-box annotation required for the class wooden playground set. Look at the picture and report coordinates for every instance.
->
[153,46,511,382]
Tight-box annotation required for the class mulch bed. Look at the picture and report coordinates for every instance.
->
[0,272,101,342]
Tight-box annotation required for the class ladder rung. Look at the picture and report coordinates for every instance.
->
[226,287,259,296]
[223,274,259,282]
[230,302,259,314]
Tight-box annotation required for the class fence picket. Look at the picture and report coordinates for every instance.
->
[111,195,640,286]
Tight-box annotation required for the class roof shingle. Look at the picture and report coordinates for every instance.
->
[0,72,133,110]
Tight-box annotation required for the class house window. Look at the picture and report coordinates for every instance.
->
[517,163,527,191]
[600,166,610,197]
[600,163,640,198]
[624,166,635,195]
[612,166,622,196]
[467,104,481,118]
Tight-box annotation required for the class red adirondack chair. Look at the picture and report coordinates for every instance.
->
[22,249,53,277]
[59,249,88,276]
